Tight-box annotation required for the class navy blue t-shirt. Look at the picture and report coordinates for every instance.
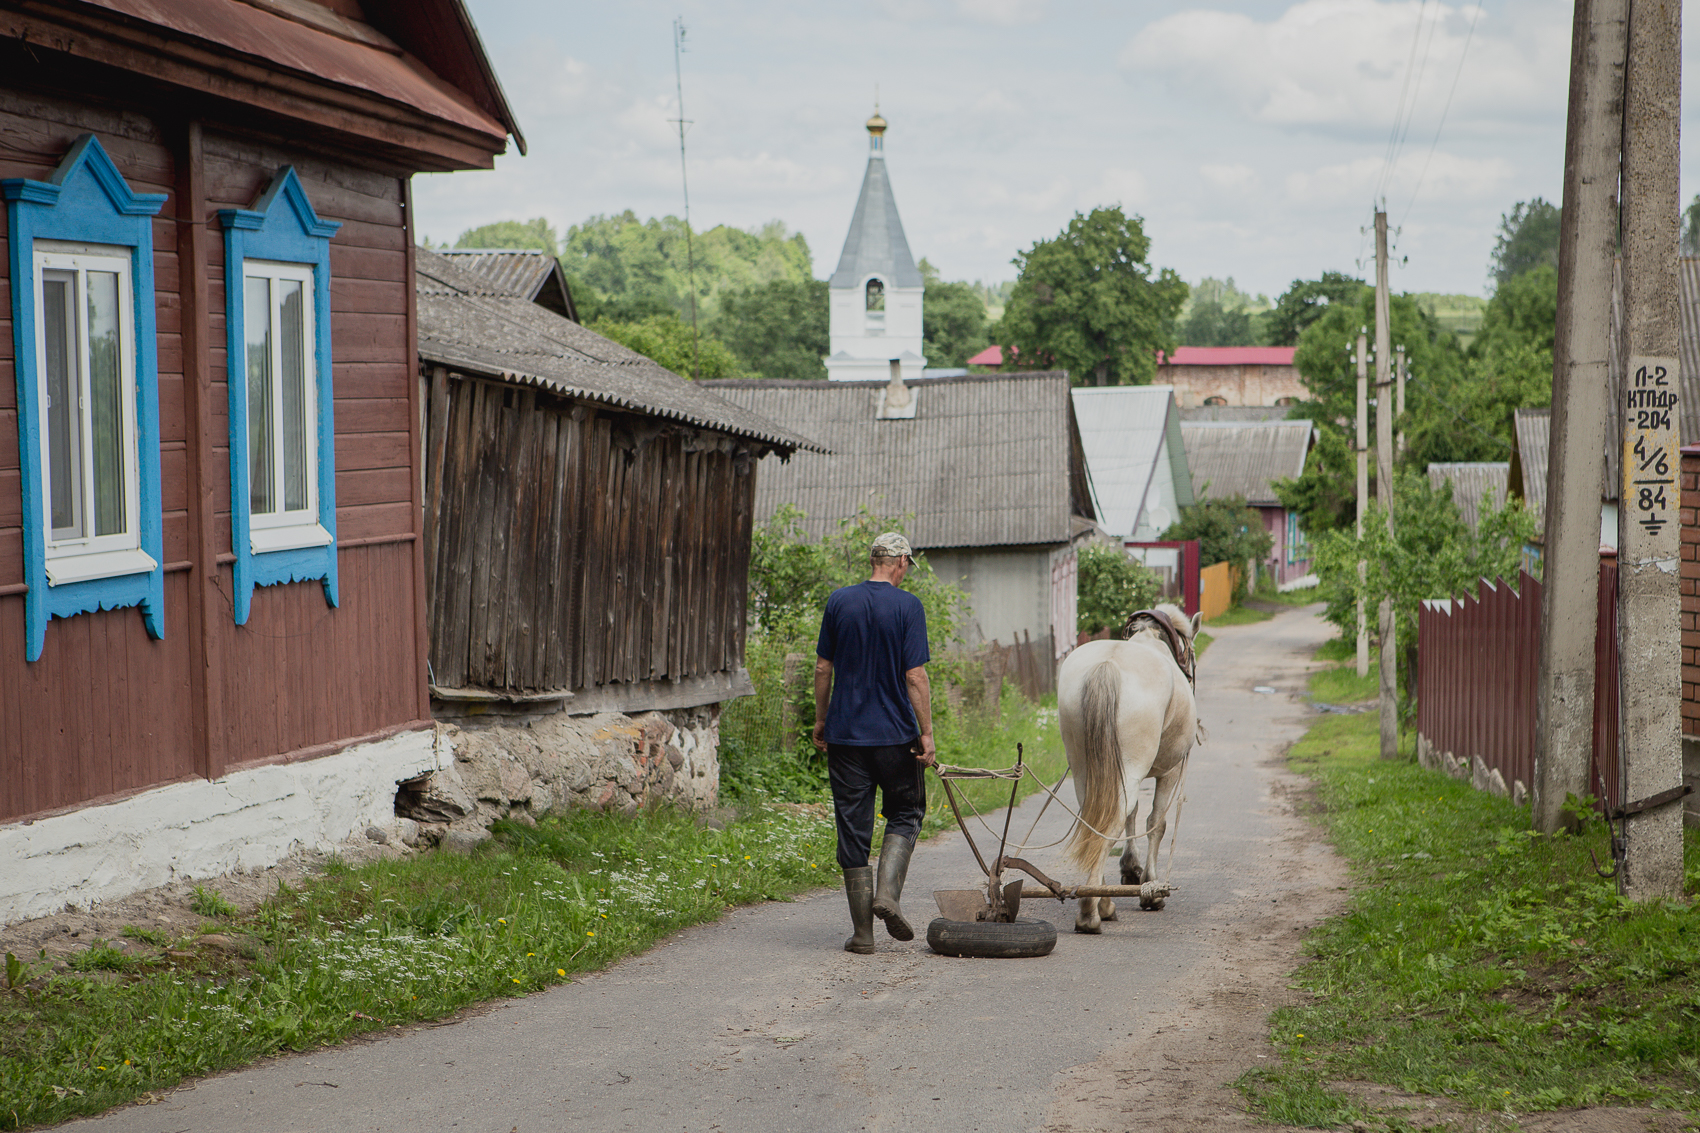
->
[816,581,930,747]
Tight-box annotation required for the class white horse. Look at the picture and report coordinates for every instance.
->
[1056,603,1200,934]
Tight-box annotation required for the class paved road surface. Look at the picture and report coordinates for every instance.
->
[69,606,1339,1133]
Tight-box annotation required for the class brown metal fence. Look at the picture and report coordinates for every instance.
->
[1415,558,1621,812]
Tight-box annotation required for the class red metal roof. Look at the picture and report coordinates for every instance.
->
[1159,347,1296,366]
[967,344,1006,366]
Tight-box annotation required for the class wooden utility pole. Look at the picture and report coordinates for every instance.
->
[1617,0,1684,898]
[1535,0,1624,834]
[1374,209,1398,760]
[1355,329,1370,679]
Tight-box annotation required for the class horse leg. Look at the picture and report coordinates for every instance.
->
[1141,772,1178,911]
[1119,799,1143,886]
[1074,835,1107,933]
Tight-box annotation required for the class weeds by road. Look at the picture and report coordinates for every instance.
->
[1208,604,1276,627]
[1239,708,1700,1128]
[0,804,836,1129]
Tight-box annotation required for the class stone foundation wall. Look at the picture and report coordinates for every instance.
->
[397,706,721,846]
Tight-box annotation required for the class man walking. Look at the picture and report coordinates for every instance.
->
[812,532,935,954]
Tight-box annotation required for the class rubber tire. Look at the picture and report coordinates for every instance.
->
[926,916,1058,959]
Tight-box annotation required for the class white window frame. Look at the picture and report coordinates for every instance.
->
[32,240,154,586]
[241,259,331,555]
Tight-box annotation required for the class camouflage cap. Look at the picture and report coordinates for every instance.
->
[870,532,914,560]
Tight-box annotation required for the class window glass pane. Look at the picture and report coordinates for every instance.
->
[86,270,125,538]
[246,276,275,515]
[279,279,308,512]
[43,274,82,539]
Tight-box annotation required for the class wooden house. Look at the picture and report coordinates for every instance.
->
[0,0,519,925]
[1179,420,1317,589]
[415,249,820,718]
[704,370,1096,680]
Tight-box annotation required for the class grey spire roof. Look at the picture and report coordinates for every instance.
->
[828,155,923,289]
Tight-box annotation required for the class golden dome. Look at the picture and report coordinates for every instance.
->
[866,110,887,136]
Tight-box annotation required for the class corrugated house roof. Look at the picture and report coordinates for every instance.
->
[438,248,576,321]
[1178,405,1290,423]
[1179,421,1315,507]
[416,248,821,453]
[1070,386,1194,537]
[1427,462,1510,531]
[1159,346,1297,366]
[701,372,1093,550]
[1509,407,1551,534]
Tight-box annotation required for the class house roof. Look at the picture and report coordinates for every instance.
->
[415,248,821,453]
[1179,421,1315,507]
[1160,347,1296,366]
[39,0,519,170]
[1510,407,1551,533]
[1427,462,1510,531]
[1178,404,1291,423]
[438,248,576,321]
[1070,386,1195,538]
[828,153,923,290]
[700,372,1094,550]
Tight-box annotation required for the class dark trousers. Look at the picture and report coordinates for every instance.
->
[826,742,928,870]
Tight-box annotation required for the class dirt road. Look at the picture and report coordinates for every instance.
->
[67,606,1345,1133]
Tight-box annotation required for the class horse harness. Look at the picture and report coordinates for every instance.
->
[1120,608,1197,689]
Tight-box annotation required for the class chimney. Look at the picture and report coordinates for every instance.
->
[877,357,917,419]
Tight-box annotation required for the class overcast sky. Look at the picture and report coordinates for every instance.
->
[413,1,1700,301]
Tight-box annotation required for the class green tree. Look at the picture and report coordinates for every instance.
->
[1178,277,1267,347]
[917,259,991,368]
[998,206,1188,386]
[1264,272,1366,347]
[1489,198,1561,288]
[589,315,745,380]
[1163,496,1274,600]
[1271,417,1356,537]
[712,278,829,380]
[1683,193,1700,256]
[1075,544,1161,636]
[456,217,558,256]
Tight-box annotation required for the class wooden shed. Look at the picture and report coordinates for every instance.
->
[416,249,822,716]
[0,0,518,924]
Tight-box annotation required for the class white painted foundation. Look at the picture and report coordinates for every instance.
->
[0,728,441,927]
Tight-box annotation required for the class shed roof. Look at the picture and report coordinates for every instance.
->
[438,248,576,321]
[1179,421,1315,507]
[1070,386,1194,537]
[416,248,821,453]
[828,154,923,290]
[701,372,1093,550]
[1427,462,1510,531]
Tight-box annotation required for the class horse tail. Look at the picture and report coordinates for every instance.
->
[1068,660,1125,875]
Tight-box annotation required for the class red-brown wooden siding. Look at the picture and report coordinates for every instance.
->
[0,89,425,820]
[1681,449,1700,735]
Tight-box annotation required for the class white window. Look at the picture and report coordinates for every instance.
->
[242,261,329,553]
[33,242,154,585]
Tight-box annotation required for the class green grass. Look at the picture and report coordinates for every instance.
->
[920,690,1067,840]
[1256,586,1324,608]
[189,886,238,919]
[0,802,838,1129]
[1207,604,1275,627]
[1237,710,1700,1126]
[1309,660,1381,704]
[1195,631,1215,659]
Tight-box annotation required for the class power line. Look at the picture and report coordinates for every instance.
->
[1400,2,1485,226]
[1375,0,1433,203]
[670,16,700,380]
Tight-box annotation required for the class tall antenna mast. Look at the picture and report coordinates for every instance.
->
[671,16,699,380]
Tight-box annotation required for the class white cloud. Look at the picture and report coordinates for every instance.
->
[1199,163,1258,193]
[953,0,1048,26]
[1284,149,1512,208]
[1122,1,1566,136]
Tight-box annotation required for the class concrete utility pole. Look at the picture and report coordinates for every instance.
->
[1534,0,1624,835]
[1355,329,1370,679]
[1374,210,1398,759]
[1395,346,1407,457]
[1617,0,1684,899]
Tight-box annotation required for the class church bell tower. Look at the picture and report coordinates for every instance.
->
[825,108,926,381]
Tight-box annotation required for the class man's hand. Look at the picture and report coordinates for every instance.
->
[914,733,937,767]
[811,720,827,752]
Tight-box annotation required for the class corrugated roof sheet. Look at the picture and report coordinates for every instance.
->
[1178,405,1291,423]
[438,248,576,321]
[701,372,1091,549]
[828,154,923,289]
[1071,386,1187,537]
[1682,257,1700,447]
[1510,407,1550,533]
[416,248,821,453]
[1161,346,1296,366]
[1179,421,1314,506]
[1427,462,1510,531]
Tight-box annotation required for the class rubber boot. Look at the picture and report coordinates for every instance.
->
[872,831,916,941]
[843,866,876,954]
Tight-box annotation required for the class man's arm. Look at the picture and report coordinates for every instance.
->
[905,665,936,765]
[811,657,833,751]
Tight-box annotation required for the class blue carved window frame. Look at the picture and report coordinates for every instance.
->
[3,135,167,662]
[219,168,340,625]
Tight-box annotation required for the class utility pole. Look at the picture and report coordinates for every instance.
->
[1534,0,1623,834]
[1395,346,1407,457]
[1616,0,1684,898]
[1355,329,1370,679]
[1374,209,1397,760]
[671,17,700,380]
